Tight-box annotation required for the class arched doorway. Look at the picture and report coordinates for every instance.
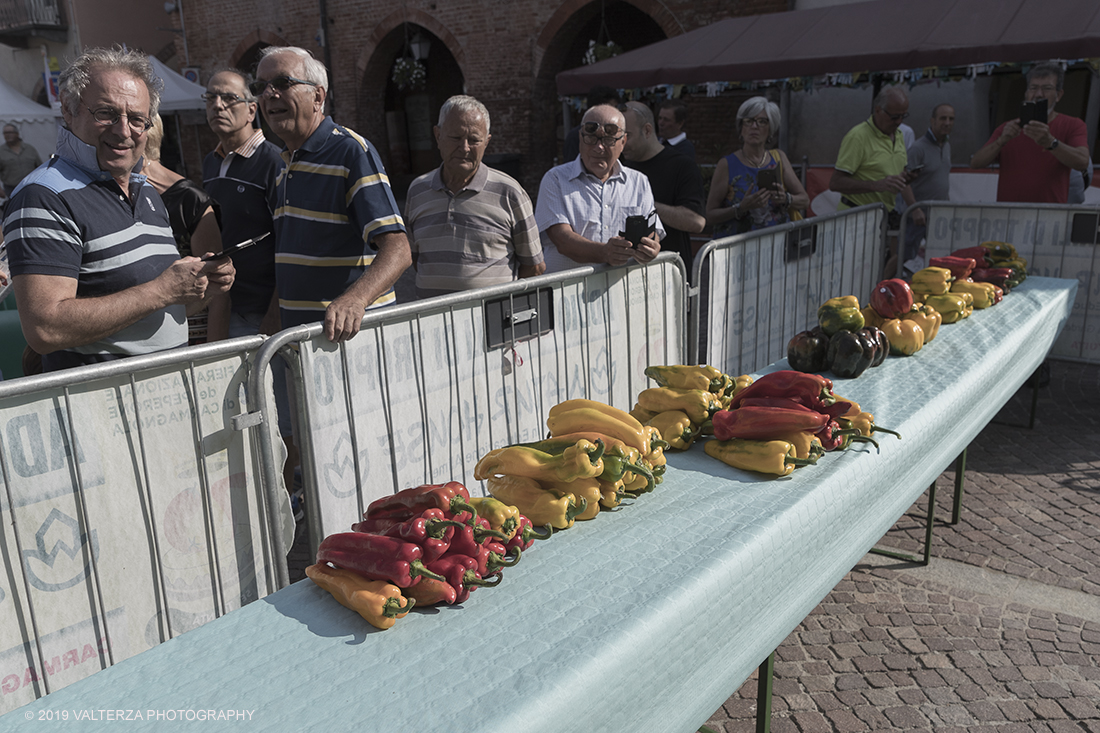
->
[358,24,464,198]
[533,1,670,175]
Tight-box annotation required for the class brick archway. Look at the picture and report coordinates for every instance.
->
[354,10,465,80]
[534,0,684,77]
[229,29,290,70]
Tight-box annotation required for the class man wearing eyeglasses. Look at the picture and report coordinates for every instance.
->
[201,68,283,342]
[970,62,1089,204]
[253,46,410,343]
[2,47,235,372]
[830,86,924,277]
[535,104,663,273]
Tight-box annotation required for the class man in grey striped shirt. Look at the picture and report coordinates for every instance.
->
[405,95,544,299]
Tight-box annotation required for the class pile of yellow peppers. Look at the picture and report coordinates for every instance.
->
[631,365,752,451]
[475,399,668,529]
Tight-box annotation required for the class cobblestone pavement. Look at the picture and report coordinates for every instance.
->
[702,360,1100,732]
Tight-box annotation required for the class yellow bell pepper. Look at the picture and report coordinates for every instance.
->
[487,475,584,529]
[474,439,605,482]
[646,410,697,450]
[901,303,941,343]
[467,496,521,540]
[911,267,955,295]
[637,387,721,425]
[860,304,886,329]
[880,318,924,356]
[305,564,413,630]
[923,293,968,324]
[704,438,815,477]
[643,364,723,392]
[540,478,601,521]
[951,280,996,309]
[597,477,625,508]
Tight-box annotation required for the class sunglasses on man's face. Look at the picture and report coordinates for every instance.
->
[248,75,318,97]
[580,121,626,146]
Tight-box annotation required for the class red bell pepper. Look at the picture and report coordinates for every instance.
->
[870,278,915,319]
[729,370,836,412]
[950,246,991,266]
[316,533,445,587]
[971,267,1015,289]
[713,406,830,441]
[364,481,472,521]
[427,554,501,603]
[928,256,976,281]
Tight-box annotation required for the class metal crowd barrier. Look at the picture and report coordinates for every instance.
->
[247,254,689,577]
[0,336,289,714]
[904,201,1100,363]
[690,204,886,375]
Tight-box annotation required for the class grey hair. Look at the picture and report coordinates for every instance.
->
[736,96,780,136]
[873,85,908,111]
[437,95,491,133]
[59,46,163,120]
[258,46,329,93]
[621,101,655,130]
[581,103,625,128]
[1027,62,1065,91]
[208,67,255,101]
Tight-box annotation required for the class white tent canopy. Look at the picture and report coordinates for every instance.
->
[0,74,58,170]
[150,57,206,112]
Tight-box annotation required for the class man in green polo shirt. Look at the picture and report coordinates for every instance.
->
[830,86,924,278]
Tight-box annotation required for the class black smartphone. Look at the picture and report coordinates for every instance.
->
[620,211,656,248]
[905,164,924,180]
[202,232,269,261]
[1019,98,1048,126]
[756,168,780,191]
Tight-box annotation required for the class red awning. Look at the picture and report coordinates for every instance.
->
[556,0,1100,94]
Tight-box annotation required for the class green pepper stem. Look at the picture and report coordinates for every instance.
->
[425,519,466,539]
[588,439,606,464]
[409,559,446,583]
[449,498,478,523]
[463,570,502,589]
[472,525,508,543]
[526,523,554,541]
[870,425,902,439]
[784,455,819,467]
[850,435,881,450]
[382,595,415,618]
[565,496,588,522]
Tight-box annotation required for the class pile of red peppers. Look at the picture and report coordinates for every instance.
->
[710,370,898,458]
[316,481,548,610]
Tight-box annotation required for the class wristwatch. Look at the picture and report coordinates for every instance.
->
[1047,138,1060,151]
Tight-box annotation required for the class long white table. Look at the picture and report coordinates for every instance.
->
[2,278,1076,732]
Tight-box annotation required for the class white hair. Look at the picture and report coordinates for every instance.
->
[437,95,490,133]
[259,46,329,94]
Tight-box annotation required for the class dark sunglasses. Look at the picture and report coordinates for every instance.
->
[580,121,626,146]
[248,76,318,96]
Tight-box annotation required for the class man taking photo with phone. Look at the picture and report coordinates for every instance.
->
[970,62,1089,203]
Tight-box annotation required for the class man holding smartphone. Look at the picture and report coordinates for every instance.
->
[3,48,235,372]
[970,62,1089,203]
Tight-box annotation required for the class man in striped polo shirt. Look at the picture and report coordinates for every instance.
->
[3,47,235,372]
[405,95,544,299]
[254,46,411,342]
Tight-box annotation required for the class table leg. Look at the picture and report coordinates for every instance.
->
[757,651,774,733]
[951,448,966,525]
[869,480,937,566]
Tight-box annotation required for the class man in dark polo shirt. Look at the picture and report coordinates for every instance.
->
[201,68,283,341]
[621,101,705,273]
[3,47,234,372]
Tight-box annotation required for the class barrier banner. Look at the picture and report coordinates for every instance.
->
[922,203,1100,362]
[0,352,281,713]
[290,258,687,543]
[696,206,885,376]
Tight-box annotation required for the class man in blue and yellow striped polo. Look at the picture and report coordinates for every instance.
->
[254,46,411,343]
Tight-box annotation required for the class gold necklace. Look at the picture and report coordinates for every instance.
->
[741,148,767,168]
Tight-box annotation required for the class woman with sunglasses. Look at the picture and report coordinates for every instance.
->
[706,97,808,237]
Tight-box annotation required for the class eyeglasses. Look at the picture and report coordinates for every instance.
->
[742,117,770,129]
[580,121,626,147]
[248,76,319,97]
[1027,84,1058,93]
[82,103,152,132]
[883,111,910,122]
[202,91,250,106]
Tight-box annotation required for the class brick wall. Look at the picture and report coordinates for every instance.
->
[171,0,788,193]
